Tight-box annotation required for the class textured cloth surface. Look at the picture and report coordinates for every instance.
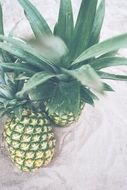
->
[0,0,127,190]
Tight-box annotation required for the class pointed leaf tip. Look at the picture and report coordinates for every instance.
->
[18,0,52,37]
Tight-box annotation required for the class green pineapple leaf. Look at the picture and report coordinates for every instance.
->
[0,35,56,72]
[0,41,42,70]
[90,57,127,70]
[0,2,16,63]
[54,0,74,48]
[71,0,98,58]
[98,71,127,81]
[89,0,105,46]
[73,33,127,64]
[19,71,56,94]
[29,80,56,101]
[46,80,80,116]
[18,0,52,37]
[15,74,30,81]
[100,50,118,58]
[28,35,69,67]
[62,65,104,93]
[103,82,114,91]
[0,2,4,36]
[53,23,58,36]
[81,86,99,100]
[0,96,6,103]
[0,62,36,74]
[0,85,14,99]
[1,50,16,63]
[13,106,23,120]
[0,68,5,84]
[80,86,94,106]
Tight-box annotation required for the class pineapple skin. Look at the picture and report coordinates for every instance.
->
[4,111,56,172]
[48,102,85,127]
[49,112,77,127]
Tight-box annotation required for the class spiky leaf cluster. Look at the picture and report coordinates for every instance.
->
[0,0,127,118]
[0,68,25,117]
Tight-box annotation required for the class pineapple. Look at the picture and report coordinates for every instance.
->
[0,0,127,128]
[0,2,56,171]
[46,101,85,127]
[49,112,78,127]
[4,111,56,172]
[0,69,56,172]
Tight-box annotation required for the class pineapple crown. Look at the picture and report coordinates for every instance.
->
[0,67,43,118]
[0,0,127,117]
[0,67,27,118]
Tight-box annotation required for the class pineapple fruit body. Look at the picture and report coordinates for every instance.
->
[4,110,56,172]
[48,102,85,127]
[49,112,78,127]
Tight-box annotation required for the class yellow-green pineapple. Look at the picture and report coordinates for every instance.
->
[0,69,56,172]
[4,110,56,172]
[46,101,85,127]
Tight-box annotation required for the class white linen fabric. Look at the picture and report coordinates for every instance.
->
[0,0,127,190]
